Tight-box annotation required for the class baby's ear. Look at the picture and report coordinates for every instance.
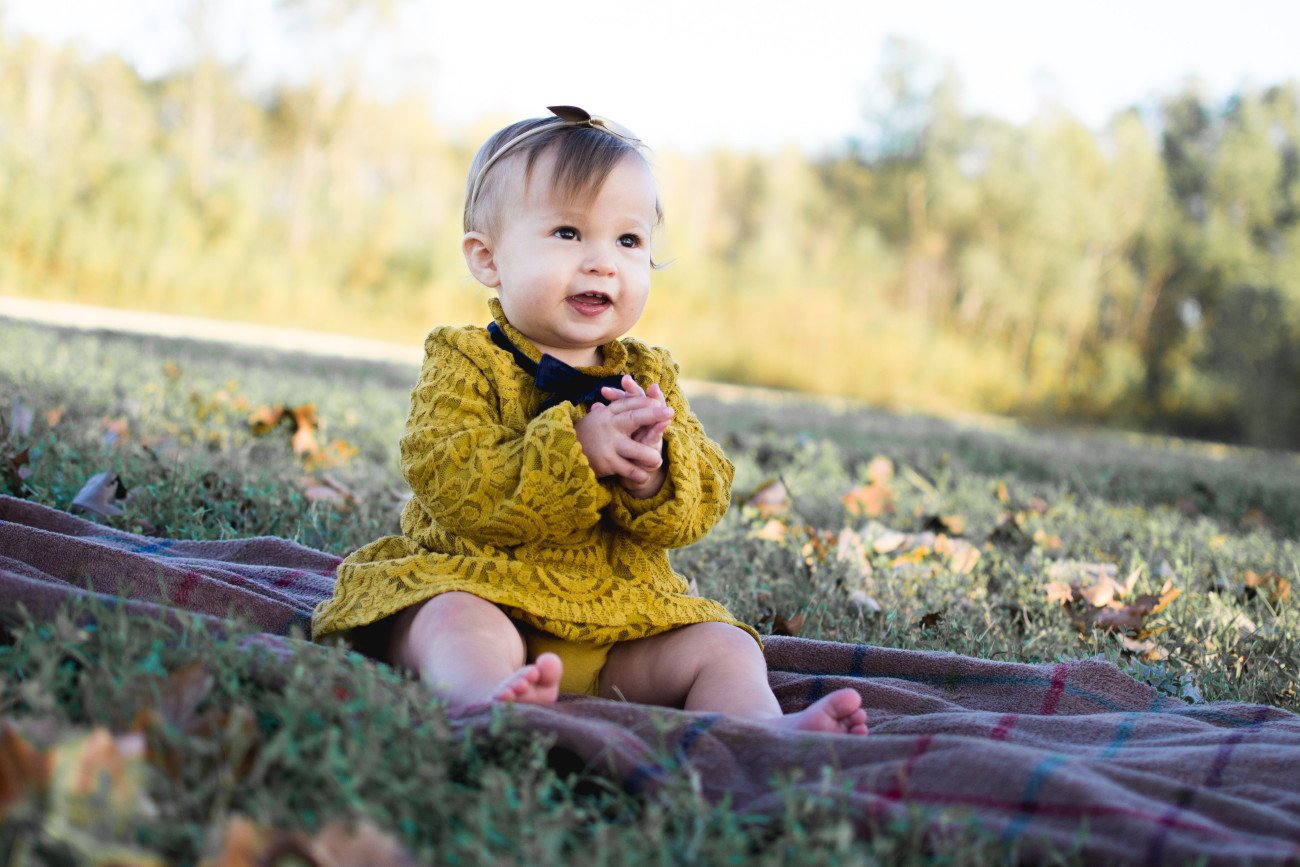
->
[462,232,501,288]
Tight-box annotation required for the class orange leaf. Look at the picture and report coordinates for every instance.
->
[247,405,284,435]
[772,612,806,636]
[751,518,787,541]
[290,404,320,457]
[0,724,51,820]
[841,482,894,518]
[866,456,894,485]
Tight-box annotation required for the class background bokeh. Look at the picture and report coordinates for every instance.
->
[3,0,1299,448]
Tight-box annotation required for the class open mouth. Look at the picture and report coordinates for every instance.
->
[567,292,612,314]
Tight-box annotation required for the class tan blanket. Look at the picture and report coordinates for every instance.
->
[2,494,1298,864]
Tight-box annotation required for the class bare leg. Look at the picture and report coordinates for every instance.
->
[389,592,562,708]
[600,622,867,735]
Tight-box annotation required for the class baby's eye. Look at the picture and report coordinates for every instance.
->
[618,233,642,248]
[553,226,579,240]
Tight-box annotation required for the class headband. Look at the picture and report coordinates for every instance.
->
[466,105,642,223]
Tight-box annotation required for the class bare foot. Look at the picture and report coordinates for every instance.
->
[489,652,563,706]
[773,688,868,735]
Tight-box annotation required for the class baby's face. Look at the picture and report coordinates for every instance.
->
[479,150,658,368]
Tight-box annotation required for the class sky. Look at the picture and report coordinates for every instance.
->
[6,0,1300,154]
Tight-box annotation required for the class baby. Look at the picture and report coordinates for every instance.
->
[312,106,867,735]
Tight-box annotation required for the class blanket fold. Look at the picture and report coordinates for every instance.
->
[2,494,1298,864]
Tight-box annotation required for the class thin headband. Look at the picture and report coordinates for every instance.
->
[466,105,642,224]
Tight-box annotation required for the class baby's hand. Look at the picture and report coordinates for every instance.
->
[574,393,672,487]
[601,376,670,457]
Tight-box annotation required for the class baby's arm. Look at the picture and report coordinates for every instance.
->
[603,351,735,549]
[401,335,611,547]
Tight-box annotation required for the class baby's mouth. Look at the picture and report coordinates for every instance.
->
[567,292,612,315]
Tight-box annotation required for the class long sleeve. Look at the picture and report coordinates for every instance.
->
[400,334,610,549]
[605,347,734,549]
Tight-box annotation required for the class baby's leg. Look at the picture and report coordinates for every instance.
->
[389,592,561,708]
[600,623,867,735]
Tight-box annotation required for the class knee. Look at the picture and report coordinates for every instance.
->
[391,592,522,667]
[683,622,763,663]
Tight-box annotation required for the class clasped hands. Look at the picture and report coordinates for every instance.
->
[574,374,671,499]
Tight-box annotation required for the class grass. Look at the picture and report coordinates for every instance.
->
[1,317,1298,864]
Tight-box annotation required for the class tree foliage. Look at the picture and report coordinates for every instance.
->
[3,25,1298,448]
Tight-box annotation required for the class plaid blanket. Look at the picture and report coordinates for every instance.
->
[2,494,1298,864]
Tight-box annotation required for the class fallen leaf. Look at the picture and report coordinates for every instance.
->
[1025,496,1049,514]
[9,398,33,438]
[835,527,873,577]
[996,481,1010,504]
[162,362,182,380]
[305,439,360,471]
[0,724,51,820]
[848,590,882,612]
[1239,508,1271,531]
[934,534,980,574]
[1116,634,1168,661]
[1044,580,1075,605]
[48,728,154,834]
[1046,561,1121,607]
[203,815,418,867]
[1241,570,1292,604]
[866,456,894,485]
[891,547,930,567]
[247,405,284,435]
[842,480,894,518]
[800,529,837,565]
[44,406,66,428]
[745,479,791,516]
[869,527,909,554]
[299,474,359,510]
[3,445,31,496]
[771,612,806,636]
[101,417,129,448]
[751,518,787,542]
[917,611,944,630]
[290,404,319,457]
[71,472,129,518]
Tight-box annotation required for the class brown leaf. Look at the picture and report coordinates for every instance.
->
[202,815,319,867]
[745,479,791,516]
[71,471,129,518]
[1239,508,1271,531]
[771,612,806,636]
[102,416,129,448]
[44,406,66,428]
[1116,634,1168,661]
[934,534,980,574]
[0,724,51,820]
[247,405,284,435]
[1046,561,1121,607]
[311,819,419,867]
[917,611,944,630]
[203,815,417,867]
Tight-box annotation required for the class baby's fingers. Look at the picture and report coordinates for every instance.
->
[614,437,663,470]
[646,383,664,403]
[620,374,647,398]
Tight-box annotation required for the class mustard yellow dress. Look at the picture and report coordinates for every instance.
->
[311,300,756,691]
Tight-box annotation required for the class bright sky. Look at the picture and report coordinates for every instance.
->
[7,0,1300,153]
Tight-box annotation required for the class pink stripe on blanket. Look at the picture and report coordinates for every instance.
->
[1038,663,1069,715]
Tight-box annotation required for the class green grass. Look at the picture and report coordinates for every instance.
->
[1,318,1297,864]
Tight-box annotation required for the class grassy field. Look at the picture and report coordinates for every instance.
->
[1,317,1298,864]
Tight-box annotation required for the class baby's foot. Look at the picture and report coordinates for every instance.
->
[489,652,563,706]
[774,688,868,735]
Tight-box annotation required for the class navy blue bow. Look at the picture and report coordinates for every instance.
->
[488,322,626,411]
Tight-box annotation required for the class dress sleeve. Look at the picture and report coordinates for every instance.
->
[605,349,734,548]
[400,334,609,548]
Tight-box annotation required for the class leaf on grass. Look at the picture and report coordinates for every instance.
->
[869,527,909,554]
[744,479,791,516]
[204,815,418,867]
[10,398,34,439]
[1044,580,1075,605]
[0,724,51,820]
[71,472,129,518]
[933,534,980,574]
[3,445,31,495]
[247,405,284,434]
[290,404,319,457]
[1046,561,1121,607]
[1116,634,1168,661]
[305,439,360,471]
[101,416,129,449]
[771,612,806,636]
[834,527,873,578]
[920,513,966,536]
[800,529,837,565]
[750,518,787,542]
[1241,570,1292,604]
[162,362,182,380]
[841,464,895,518]
[298,474,359,510]
[44,406,66,428]
[917,611,944,630]
[848,590,882,612]
[1239,508,1271,531]
[48,728,154,833]
[866,456,894,485]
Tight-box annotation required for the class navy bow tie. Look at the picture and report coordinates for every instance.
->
[488,322,625,411]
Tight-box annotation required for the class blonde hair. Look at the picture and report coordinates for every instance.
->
[462,117,664,236]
